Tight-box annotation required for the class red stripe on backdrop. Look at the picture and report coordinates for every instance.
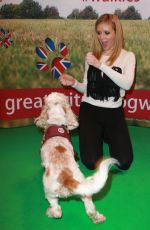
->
[0,88,149,121]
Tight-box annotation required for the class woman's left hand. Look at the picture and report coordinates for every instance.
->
[86,52,101,69]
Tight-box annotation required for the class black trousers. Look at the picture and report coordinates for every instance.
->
[79,102,133,170]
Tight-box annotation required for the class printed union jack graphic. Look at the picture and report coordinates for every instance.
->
[51,57,71,79]
[0,28,13,48]
[45,37,55,52]
[35,37,71,79]
[35,47,47,59]
[59,42,68,56]
[36,62,49,71]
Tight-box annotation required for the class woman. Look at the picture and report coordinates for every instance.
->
[60,14,136,170]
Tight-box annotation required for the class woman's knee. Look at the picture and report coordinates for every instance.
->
[81,158,96,170]
[118,155,133,170]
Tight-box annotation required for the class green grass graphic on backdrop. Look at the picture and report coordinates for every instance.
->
[0,19,150,89]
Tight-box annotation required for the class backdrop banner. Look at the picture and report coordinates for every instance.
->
[0,88,149,121]
[0,0,150,127]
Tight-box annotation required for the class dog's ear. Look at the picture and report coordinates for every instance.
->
[64,102,79,130]
[34,104,48,129]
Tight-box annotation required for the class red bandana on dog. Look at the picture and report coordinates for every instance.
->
[42,125,70,145]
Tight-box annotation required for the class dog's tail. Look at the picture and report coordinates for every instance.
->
[74,158,119,196]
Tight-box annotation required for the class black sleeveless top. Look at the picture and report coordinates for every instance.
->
[87,65,122,102]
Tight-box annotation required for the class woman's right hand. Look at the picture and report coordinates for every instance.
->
[59,74,76,86]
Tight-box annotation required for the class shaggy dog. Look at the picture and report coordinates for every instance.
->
[35,92,119,224]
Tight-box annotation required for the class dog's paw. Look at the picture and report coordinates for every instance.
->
[35,38,71,79]
[0,28,13,48]
[46,205,62,218]
[89,211,106,224]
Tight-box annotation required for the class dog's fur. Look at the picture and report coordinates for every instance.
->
[35,92,119,224]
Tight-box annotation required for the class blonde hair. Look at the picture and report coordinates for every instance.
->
[92,14,124,66]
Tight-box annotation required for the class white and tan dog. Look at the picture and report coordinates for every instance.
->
[35,92,119,224]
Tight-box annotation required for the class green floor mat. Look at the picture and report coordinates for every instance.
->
[0,125,150,230]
